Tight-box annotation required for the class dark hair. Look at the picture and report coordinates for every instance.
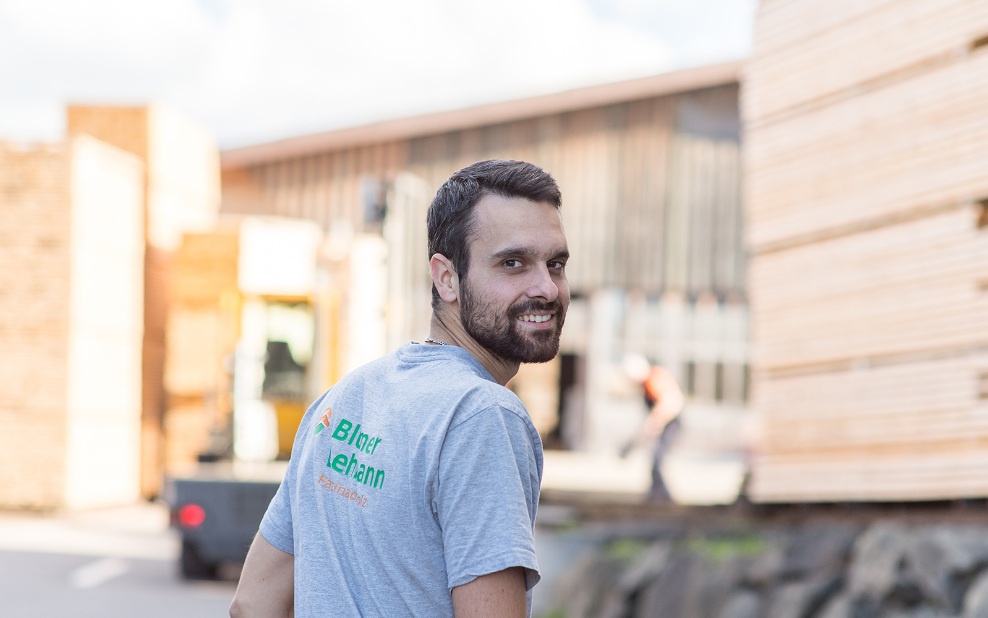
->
[427,159,561,305]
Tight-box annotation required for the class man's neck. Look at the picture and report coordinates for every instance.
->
[427,312,519,386]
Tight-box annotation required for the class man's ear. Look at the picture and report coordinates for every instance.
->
[430,253,459,302]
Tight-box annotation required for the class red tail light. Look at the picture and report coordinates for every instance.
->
[177,504,207,528]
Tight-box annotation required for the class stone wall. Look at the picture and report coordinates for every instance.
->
[548,516,988,618]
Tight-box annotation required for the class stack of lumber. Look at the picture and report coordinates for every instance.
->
[744,0,988,501]
[163,230,240,470]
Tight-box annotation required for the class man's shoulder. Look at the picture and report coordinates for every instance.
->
[445,379,534,434]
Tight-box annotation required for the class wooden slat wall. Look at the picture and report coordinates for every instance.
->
[383,173,432,352]
[222,85,743,301]
[745,0,988,502]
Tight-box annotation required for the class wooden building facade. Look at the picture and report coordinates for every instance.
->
[221,62,748,465]
[744,0,988,501]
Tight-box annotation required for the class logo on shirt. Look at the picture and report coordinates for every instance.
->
[314,408,387,491]
[314,408,333,435]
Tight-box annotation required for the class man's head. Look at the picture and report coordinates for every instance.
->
[427,160,562,303]
[427,160,569,364]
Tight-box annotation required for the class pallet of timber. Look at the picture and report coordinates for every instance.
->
[749,0,898,59]
[749,208,988,368]
[755,354,988,451]
[746,52,988,250]
[163,405,212,472]
[745,0,988,122]
[751,207,981,303]
[755,293,988,369]
[170,231,239,306]
[750,446,988,502]
[164,307,232,396]
[745,0,988,503]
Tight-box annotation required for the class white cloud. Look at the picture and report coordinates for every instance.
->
[185,0,677,145]
[0,0,213,85]
[0,0,753,147]
[0,0,216,138]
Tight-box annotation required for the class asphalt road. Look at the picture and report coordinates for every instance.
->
[0,498,636,618]
[0,502,236,618]
[0,550,236,617]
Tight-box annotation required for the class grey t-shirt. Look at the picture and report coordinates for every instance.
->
[259,342,543,617]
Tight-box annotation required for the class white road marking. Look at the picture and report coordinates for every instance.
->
[69,557,130,589]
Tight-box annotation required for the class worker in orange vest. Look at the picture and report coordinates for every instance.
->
[641,365,684,502]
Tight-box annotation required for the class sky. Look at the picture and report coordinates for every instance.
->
[0,0,757,149]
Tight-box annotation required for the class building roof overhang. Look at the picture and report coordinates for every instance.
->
[221,60,741,169]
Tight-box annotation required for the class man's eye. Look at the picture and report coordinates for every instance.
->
[549,260,566,270]
[504,259,522,268]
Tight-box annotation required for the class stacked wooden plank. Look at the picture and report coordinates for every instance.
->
[0,139,145,509]
[164,230,240,472]
[67,105,222,497]
[744,0,988,501]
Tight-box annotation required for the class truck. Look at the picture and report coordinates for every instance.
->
[165,461,287,578]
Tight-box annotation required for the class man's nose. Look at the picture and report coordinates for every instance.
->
[527,265,559,301]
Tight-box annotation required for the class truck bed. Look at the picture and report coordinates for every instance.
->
[164,461,289,579]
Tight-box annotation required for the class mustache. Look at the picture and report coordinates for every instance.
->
[509,300,564,317]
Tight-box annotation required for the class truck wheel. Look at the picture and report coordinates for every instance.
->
[180,539,218,580]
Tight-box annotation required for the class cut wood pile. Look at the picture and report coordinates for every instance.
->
[743,0,988,501]
[163,229,240,471]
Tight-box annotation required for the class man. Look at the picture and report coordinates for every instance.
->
[642,365,684,502]
[230,159,570,617]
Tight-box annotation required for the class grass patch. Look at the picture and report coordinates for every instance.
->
[686,535,765,564]
[607,538,649,562]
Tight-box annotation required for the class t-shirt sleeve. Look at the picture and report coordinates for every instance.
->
[436,405,541,591]
[259,390,332,554]
[259,478,294,554]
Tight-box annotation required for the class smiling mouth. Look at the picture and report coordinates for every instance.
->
[519,314,553,323]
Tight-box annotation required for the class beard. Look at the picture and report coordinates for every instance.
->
[459,280,567,364]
